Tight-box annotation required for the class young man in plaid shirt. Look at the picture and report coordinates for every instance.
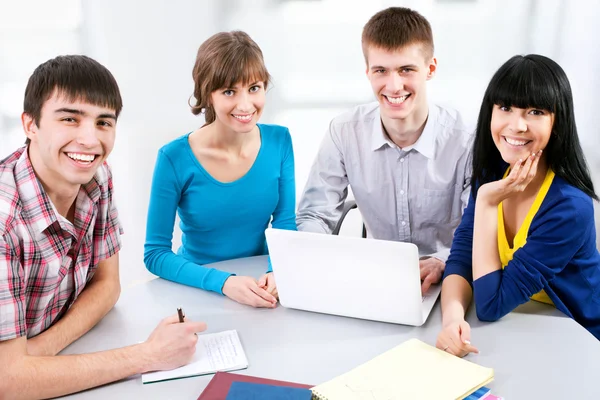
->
[0,55,206,398]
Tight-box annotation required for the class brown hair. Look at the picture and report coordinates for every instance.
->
[362,7,434,64]
[191,31,271,125]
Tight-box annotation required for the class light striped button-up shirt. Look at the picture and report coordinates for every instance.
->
[297,102,472,261]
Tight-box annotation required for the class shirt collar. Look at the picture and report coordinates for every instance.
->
[370,108,395,151]
[370,104,438,159]
[411,105,437,160]
[15,147,102,235]
[15,147,59,233]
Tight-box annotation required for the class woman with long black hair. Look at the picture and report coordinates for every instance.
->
[437,54,600,356]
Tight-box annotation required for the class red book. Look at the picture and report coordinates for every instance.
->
[197,372,313,400]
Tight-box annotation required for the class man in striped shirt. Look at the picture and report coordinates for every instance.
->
[0,55,206,398]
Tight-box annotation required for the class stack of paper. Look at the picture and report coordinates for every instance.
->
[142,330,248,384]
[311,338,494,400]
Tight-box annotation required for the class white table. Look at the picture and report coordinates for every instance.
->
[61,256,600,399]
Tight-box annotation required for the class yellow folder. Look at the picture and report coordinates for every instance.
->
[311,338,494,400]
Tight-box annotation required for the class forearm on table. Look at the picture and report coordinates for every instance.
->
[145,248,231,293]
[4,343,151,399]
[441,275,473,325]
[29,275,121,356]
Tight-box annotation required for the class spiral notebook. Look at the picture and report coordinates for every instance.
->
[311,338,493,400]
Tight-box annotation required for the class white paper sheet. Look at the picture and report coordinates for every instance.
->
[142,329,248,384]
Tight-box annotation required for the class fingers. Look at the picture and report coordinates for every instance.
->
[436,334,463,356]
[444,334,473,357]
[185,321,208,334]
[265,275,277,295]
[459,321,471,343]
[420,265,429,281]
[161,314,183,325]
[527,149,542,181]
[517,153,535,183]
[438,322,478,357]
[162,315,207,334]
[463,342,479,354]
[506,149,543,192]
[419,260,431,280]
[421,266,442,294]
[421,275,432,294]
[458,322,479,354]
[257,274,267,288]
[507,157,524,182]
[248,284,277,307]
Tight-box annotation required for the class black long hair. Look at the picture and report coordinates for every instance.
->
[471,54,597,200]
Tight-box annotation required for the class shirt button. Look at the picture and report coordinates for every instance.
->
[400,158,405,163]
[401,221,406,226]
[400,190,405,195]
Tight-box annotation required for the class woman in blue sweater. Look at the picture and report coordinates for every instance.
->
[437,54,600,355]
[144,31,296,308]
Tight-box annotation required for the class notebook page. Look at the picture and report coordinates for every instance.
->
[311,338,493,400]
[142,330,248,384]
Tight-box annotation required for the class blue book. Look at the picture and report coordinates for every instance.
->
[465,386,492,399]
[225,381,312,400]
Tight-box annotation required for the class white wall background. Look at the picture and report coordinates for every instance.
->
[1,0,599,287]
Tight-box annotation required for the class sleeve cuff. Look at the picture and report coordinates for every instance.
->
[427,248,450,263]
[204,269,235,295]
[473,270,502,305]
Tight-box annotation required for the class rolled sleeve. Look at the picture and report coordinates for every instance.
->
[296,121,349,234]
[0,234,26,341]
[99,165,123,262]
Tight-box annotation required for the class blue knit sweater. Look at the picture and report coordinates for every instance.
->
[444,175,600,340]
[144,124,296,293]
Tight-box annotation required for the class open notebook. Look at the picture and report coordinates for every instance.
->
[142,330,248,384]
[311,338,493,400]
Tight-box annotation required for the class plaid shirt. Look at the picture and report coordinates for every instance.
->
[0,146,122,340]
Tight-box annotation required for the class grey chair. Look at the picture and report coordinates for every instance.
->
[332,200,367,238]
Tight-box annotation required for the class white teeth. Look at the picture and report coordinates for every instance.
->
[67,153,96,162]
[233,114,252,121]
[386,95,409,104]
[505,137,529,146]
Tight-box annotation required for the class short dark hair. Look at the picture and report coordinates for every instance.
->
[23,55,123,144]
[362,7,434,64]
[190,31,270,126]
[472,54,597,200]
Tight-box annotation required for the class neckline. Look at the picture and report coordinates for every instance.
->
[185,124,264,187]
[498,167,556,250]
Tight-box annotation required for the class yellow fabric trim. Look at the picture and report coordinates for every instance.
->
[497,167,555,305]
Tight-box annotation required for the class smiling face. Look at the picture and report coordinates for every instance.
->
[365,43,436,121]
[491,104,554,166]
[23,90,117,191]
[210,81,265,133]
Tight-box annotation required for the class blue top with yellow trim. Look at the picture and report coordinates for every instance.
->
[445,169,600,340]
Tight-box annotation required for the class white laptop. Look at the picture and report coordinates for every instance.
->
[265,228,441,326]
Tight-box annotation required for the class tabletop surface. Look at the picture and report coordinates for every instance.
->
[61,256,600,399]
